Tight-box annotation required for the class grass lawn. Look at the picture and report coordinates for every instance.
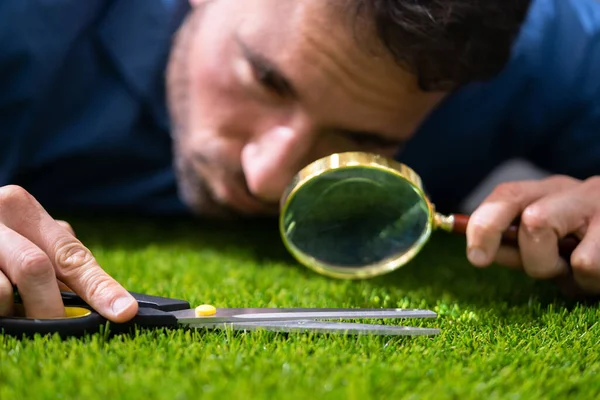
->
[1,215,599,399]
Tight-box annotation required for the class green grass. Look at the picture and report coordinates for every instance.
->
[1,215,599,400]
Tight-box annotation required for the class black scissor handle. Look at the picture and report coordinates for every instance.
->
[60,290,191,312]
[1,290,191,338]
[0,306,108,338]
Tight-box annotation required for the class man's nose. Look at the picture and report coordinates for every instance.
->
[241,126,311,204]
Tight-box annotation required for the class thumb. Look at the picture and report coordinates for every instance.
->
[56,253,139,322]
[75,272,139,323]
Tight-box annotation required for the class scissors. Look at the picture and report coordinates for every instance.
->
[2,290,440,338]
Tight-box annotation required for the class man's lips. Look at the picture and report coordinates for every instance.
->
[210,182,279,216]
[187,153,279,216]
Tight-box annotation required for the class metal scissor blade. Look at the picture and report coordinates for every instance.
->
[201,320,440,336]
[232,309,437,321]
[174,308,437,325]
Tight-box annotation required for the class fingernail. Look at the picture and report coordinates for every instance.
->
[468,248,488,266]
[112,296,135,316]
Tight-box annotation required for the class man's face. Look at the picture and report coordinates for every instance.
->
[167,0,446,217]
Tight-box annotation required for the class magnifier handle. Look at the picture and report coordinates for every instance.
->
[452,214,580,259]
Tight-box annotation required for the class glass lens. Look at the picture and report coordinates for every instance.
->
[281,166,431,269]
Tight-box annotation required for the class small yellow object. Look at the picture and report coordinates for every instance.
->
[195,304,217,317]
[64,307,93,319]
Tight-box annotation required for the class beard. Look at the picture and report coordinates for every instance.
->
[166,8,269,220]
[172,148,239,219]
[166,7,227,218]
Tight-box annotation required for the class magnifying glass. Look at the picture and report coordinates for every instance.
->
[279,152,579,279]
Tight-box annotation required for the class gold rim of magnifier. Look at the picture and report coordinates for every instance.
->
[279,152,436,280]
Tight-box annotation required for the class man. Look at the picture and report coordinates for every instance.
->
[0,0,599,322]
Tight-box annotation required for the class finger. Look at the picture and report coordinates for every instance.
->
[493,245,523,269]
[0,224,65,318]
[518,206,578,279]
[517,180,594,279]
[466,176,579,267]
[56,220,76,237]
[492,248,585,298]
[0,186,138,322]
[57,280,74,292]
[570,215,600,294]
[0,270,14,316]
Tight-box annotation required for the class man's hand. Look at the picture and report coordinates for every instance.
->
[465,175,600,295]
[0,185,138,320]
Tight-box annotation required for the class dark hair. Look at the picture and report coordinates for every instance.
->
[351,0,532,91]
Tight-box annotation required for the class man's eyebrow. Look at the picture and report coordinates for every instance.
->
[234,35,298,98]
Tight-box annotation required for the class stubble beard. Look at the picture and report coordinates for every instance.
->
[166,9,216,217]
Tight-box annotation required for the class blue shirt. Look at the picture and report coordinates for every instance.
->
[0,0,189,215]
[1,0,599,215]
[400,0,600,212]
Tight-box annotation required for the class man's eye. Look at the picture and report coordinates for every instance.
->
[249,60,290,97]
